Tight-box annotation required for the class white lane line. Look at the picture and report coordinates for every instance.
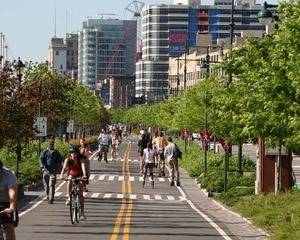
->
[104,193,112,199]
[158,177,165,182]
[179,196,187,201]
[128,159,132,162]
[108,175,115,181]
[176,181,232,240]
[133,159,138,162]
[121,159,125,162]
[89,150,99,161]
[19,180,66,217]
[154,195,162,200]
[89,174,96,180]
[139,176,143,181]
[129,194,137,200]
[91,193,100,198]
[143,195,151,200]
[118,176,125,181]
[129,176,135,182]
[167,195,175,201]
[54,192,62,197]
[83,192,88,197]
[98,175,105,181]
[117,194,124,199]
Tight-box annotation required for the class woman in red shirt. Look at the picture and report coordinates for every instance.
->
[60,145,87,220]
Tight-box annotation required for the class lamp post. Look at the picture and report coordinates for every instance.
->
[14,57,25,178]
[258,1,278,34]
[199,45,222,174]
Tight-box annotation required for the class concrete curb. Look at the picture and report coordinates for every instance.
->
[193,178,270,238]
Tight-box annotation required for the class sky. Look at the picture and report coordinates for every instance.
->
[0,0,278,62]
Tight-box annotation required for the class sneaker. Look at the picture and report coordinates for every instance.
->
[142,180,145,188]
[105,159,108,164]
[48,199,54,204]
[65,198,70,205]
[176,181,181,187]
[170,181,175,186]
[162,171,166,177]
[151,180,154,189]
[80,213,87,221]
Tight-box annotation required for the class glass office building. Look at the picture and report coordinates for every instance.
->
[136,0,268,104]
[78,18,136,89]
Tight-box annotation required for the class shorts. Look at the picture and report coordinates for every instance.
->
[0,202,14,225]
[144,163,155,169]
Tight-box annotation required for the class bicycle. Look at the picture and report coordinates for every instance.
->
[0,213,5,240]
[64,177,85,224]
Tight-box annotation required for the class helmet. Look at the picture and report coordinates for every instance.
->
[69,145,80,154]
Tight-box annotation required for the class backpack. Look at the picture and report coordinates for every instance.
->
[173,144,182,160]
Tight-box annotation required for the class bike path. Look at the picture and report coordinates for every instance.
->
[16,138,253,240]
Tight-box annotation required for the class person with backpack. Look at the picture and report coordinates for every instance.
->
[39,138,63,204]
[164,137,181,186]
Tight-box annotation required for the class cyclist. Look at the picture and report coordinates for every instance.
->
[142,142,157,188]
[0,160,17,240]
[60,146,87,220]
[152,131,167,177]
[111,130,120,160]
[79,138,92,192]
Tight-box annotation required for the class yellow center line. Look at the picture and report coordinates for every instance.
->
[123,142,133,240]
[110,142,129,240]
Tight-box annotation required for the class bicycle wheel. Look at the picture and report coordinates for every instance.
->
[69,194,75,224]
[0,226,5,240]
[75,194,79,223]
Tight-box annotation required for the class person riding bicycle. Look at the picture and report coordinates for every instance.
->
[0,160,17,240]
[111,130,120,160]
[60,146,87,220]
[138,131,148,175]
[97,128,112,163]
[79,138,92,192]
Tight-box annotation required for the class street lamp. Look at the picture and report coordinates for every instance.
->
[13,57,25,178]
[198,45,222,174]
[14,57,25,84]
[258,1,278,34]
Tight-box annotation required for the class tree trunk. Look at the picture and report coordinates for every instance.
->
[237,143,243,176]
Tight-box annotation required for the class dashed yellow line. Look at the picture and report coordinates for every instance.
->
[111,141,133,240]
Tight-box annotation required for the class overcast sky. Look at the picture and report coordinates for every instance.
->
[0,0,278,62]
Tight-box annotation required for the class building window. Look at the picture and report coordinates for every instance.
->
[60,65,63,69]
[56,50,59,56]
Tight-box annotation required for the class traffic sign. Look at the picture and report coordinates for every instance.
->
[199,130,212,142]
[34,117,47,137]
[219,138,231,151]
[67,120,74,133]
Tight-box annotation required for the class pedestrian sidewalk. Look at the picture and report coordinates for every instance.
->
[179,166,268,240]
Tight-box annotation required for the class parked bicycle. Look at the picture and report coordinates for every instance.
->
[64,177,85,224]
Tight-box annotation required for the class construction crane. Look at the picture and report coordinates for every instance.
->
[125,0,145,17]
[125,0,145,61]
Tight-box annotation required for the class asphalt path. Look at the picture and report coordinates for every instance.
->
[16,136,233,240]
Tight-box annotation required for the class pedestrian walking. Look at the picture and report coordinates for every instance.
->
[164,137,181,186]
[142,142,157,188]
[39,139,63,204]
[97,128,112,163]
[0,160,18,240]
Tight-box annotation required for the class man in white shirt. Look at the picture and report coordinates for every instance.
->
[164,137,180,186]
[97,129,112,163]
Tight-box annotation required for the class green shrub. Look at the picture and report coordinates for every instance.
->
[0,139,70,185]
[216,187,255,207]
